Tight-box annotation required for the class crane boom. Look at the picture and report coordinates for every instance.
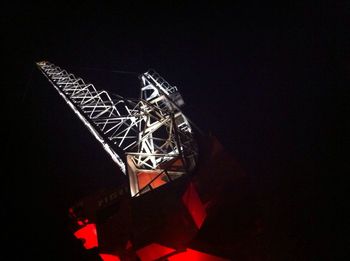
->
[36,61,198,196]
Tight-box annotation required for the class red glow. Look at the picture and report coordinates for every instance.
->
[168,248,228,261]
[99,253,120,261]
[182,182,207,228]
[136,243,175,261]
[137,171,167,190]
[73,223,98,249]
[126,240,132,250]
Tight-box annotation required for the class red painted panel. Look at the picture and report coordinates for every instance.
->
[168,248,228,261]
[182,182,207,228]
[73,223,98,249]
[99,253,120,261]
[136,243,175,261]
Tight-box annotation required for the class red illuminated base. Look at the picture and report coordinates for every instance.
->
[73,237,228,261]
[70,177,232,260]
[69,135,245,260]
[71,181,219,260]
[72,222,228,260]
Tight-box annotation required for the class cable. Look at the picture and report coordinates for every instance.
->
[70,66,139,75]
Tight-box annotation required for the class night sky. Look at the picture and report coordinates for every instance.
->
[4,2,342,261]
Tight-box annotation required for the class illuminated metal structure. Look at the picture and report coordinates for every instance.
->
[36,61,240,261]
[36,61,197,197]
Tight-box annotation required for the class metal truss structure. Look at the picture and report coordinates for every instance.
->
[37,61,198,196]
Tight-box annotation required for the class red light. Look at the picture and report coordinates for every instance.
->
[99,253,120,261]
[73,223,98,249]
[137,171,167,190]
[136,243,175,261]
[182,182,207,228]
[168,248,228,261]
[126,240,132,250]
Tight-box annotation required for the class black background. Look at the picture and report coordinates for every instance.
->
[3,2,344,260]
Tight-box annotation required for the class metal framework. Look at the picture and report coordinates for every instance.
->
[37,61,197,196]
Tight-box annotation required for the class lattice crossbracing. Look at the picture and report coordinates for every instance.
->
[37,61,198,196]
